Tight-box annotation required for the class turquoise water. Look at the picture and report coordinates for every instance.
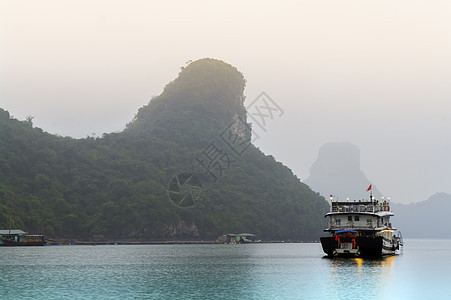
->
[0,239,450,299]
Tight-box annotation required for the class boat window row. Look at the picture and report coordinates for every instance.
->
[332,216,376,229]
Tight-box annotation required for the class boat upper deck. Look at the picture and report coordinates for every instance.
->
[327,201,392,215]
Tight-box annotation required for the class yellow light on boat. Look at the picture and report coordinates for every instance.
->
[381,196,385,200]
[346,197,349,201]
[380,230,395,233]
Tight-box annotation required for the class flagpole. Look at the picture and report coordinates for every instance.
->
[366,184,372,203]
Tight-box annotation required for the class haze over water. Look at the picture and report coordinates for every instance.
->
[1,240,449,299]
[2,1,451,204]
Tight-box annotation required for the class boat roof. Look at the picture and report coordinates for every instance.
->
[325,211,394,217]
[236,233,256,237]
[375,211,394,217]
[335,230,358,234]
[0,229,26,235]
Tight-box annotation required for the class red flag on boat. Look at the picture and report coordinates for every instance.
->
[366,184,372,191]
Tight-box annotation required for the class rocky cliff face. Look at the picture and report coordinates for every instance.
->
[304,142,382,201]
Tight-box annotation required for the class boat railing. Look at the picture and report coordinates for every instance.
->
[330,224,376,230]
[330,203,391,213]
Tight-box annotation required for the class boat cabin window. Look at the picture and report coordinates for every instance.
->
[348,216,352,221]
[335,219,341,225]
[354,216,359,221]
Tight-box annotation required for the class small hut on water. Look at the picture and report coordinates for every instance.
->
[216,233,257,244]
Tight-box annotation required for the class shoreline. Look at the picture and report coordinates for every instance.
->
[44,239,316,246]
[45,240,216,246]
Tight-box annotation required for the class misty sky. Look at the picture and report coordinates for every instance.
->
[2,0,451,204]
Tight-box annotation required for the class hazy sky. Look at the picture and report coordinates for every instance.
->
[2,0,451,204]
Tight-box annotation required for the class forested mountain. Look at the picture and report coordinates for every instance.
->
[0,58,329,241]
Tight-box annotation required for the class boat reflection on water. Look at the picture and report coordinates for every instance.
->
[328,255,396,270]
[324,255,398,297]
[327,255,397,276]
[353,255,396,274]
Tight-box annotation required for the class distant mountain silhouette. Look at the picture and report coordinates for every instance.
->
[391,193,451,239]
[304,142,382,201]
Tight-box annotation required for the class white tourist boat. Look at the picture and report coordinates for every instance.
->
[320,190,403,257]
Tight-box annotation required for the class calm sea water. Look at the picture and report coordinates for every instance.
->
[0,239,449,299]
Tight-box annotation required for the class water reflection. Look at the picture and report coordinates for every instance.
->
[354,257,364,273]
[0,245,260,299]
[327,255,396,272]
[324,255,397,298]
[4,242,449,299]
[353,256,396,274]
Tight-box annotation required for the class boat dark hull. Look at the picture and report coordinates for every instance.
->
[0,238,45,246]
[320,236,390,257]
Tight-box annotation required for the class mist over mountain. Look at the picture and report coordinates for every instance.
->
[304,142,382,201]
[391,193,451,239]
[303,142,451,239]
[0,58,329,241]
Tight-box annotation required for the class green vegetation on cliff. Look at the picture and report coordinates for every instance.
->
[0,58,328,241]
